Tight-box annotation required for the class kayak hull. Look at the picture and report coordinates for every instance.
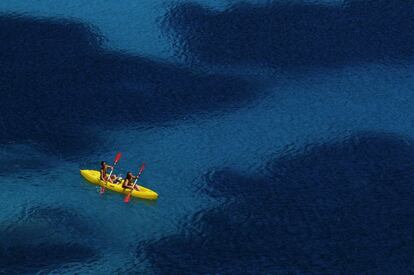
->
[80,170,158,200]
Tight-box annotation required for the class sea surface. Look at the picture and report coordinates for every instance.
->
[1,0,414,273]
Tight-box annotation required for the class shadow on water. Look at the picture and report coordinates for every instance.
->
[0,205,98,273]
[0,144,57,176]
[138,132,414,273]
[164,0,414,67]
[0,14,256,156]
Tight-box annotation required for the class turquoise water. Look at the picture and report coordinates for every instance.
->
[1,0,414,273]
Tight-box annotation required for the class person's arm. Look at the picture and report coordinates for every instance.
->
[132,175,141,190]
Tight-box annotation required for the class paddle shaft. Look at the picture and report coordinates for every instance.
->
[131,164,145,189]
[107,163,117,178]
[101,152,122,194]
[124,163,145,202]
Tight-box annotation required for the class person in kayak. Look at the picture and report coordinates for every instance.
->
[122,172,140,191]
[100,161,118,183]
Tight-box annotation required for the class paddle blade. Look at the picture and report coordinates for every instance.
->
[100,186,105,194]
[114,152,122,164]
[124,193,131,203]
[138,163,146,176]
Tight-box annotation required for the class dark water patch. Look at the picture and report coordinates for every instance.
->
[23,206,94,236]
[0,243,96,273]
[0,145,56,176]
[0,14,256,155]
[164,0,414,67]
[139,132,414,273]
[0,158,50,176]
[0,205,98,273]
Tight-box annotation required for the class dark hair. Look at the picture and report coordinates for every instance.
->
[101,161,106,166]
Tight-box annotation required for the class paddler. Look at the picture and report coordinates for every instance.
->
[122,171,141,191]
[100,161,118,183]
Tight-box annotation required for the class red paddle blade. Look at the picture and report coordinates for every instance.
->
[138,163,146,176]
[100,186,105,194]
[124,193,131,203]
[114,152,122,164]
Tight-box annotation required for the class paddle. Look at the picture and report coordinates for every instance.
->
[124,163,145,203]
[100,152,122,194]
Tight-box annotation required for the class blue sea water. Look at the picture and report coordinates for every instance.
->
[1,0,414,273]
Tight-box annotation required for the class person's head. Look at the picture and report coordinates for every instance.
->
[127,172,132,178]
[101,161,106,167]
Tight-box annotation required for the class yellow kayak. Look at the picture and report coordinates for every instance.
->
[80,170,158,200]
